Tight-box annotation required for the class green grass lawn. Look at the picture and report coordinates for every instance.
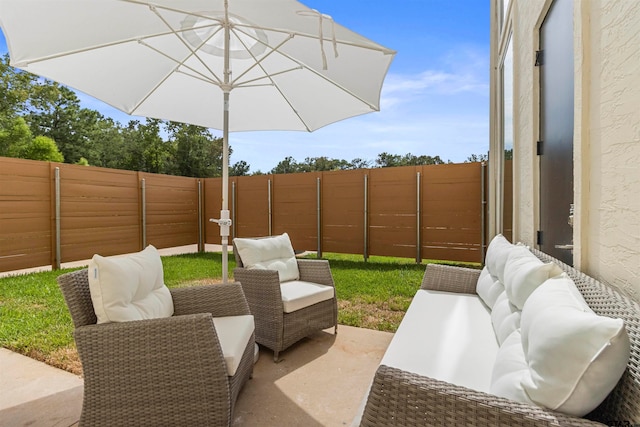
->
[0,252,478,374]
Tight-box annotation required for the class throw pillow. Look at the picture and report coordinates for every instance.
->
[503,245,562,309]
[491,291,520,345]
[520,274,630,417]
[88,245,174,324]
[485,234,514,284]
[476,266,505,309]
[234,233,300,282]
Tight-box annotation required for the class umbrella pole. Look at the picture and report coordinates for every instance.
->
[221,0,231,285]
[220,91,230,285]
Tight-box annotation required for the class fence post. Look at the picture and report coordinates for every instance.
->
[317,177,322,258]
[481,162,487,265]
[268,178,272,236]
[363,174,368,262]
[54,167,61,270]
[232,181,237,240]
[197,180,204,252]
[416,171,422,264]
[141,178,146,249]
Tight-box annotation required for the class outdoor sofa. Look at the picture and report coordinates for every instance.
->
[358,235,640,426]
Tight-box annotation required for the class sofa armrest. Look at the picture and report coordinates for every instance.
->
[297,259,335,287]
[171,282,251,317]
[74,313,231,424]
[420,264,480,294]
[361,365,605,427]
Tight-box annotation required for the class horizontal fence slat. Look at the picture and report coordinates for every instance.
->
[1,157,493,272]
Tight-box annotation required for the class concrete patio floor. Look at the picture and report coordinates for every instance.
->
[0,325,393,427]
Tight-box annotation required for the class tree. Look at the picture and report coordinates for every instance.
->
[120,119,172,174]
[0,54,35,118]
[0,116,32,157]
[21,135,64,162]
[166,121,224,177]
[230,160,251,176]
[375,152,445,168]
[25,81,87,162]
[466,153,488,163]
[348,158,371,169]
[271,156,299,174]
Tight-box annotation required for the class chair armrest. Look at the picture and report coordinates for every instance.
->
[420,264,480,294]
[171,282,251,317]
[74,313,231,422]
[233,268,284,315]
[361,365,605,427]
[297,259,335,287]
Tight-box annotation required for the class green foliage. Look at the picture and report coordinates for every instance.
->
[230,160,251,176]
[167,121,224,177]
[375,152,446,167]
[21,135,64,162]
[0,116,32,157]
[466,153,488,162]
[270,155,372,174]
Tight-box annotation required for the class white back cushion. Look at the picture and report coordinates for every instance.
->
[485,234,514,283]
[520,274,630,416]
[490,291,520,345]
[476,266,505,309]
[234,233,299,282]
[489,330,532,405]
[503,245,562,309]
[88,245,174,324]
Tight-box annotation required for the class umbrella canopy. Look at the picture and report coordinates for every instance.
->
[0,0,395,282]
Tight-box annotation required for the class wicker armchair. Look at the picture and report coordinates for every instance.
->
[233,237,338,362]
[57,269,255,427]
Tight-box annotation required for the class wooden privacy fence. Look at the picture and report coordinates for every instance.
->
[0,157,489,273]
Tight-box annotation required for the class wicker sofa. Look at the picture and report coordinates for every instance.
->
[359,243,640,426]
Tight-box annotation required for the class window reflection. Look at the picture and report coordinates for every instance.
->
[502,37,513,241]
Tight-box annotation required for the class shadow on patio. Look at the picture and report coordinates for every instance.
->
[0,325,393,427]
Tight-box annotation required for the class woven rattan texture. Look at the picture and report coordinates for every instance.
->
[233,241,338,361]
[361,249,640,426]
[57,269,254,426]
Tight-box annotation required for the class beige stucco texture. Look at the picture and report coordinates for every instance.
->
[502,0,640,298]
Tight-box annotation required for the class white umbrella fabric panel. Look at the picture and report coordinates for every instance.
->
[0,0,395,282]
[0,0,394,132]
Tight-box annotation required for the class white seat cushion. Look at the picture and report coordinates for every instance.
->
[381,289,499,393]
[88,245,174,324]
[280,280,335,313]
[212,315,255,376]
[234,233,299,282]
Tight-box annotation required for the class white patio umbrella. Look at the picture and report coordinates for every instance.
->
[0,0,395,283]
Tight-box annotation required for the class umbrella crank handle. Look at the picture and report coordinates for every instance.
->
[210,217,232,237]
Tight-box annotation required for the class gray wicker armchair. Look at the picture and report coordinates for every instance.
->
[233,236,338,362]
[57,269,255,427]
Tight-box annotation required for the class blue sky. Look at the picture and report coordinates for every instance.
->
[0,0,489,173]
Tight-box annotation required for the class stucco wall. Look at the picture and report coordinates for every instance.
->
[582,0,640,298]
[505,0,640,297]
